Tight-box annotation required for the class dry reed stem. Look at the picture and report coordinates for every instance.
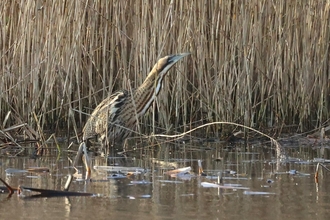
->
[152,121,286,160]
[1,0,329,139]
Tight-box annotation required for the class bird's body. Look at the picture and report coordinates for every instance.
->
[82,90,132,145]
[82,53,190,148]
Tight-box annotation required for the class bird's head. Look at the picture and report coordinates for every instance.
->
[135,52,190,114]
[145,53,190,89]
[152,52,190,77]
[147,52,190,95]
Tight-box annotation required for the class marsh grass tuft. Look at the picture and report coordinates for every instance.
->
[1,1,329,139]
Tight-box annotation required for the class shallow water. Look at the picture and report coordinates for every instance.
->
[1,140,330,220]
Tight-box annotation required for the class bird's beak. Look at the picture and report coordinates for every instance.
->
[167,52,190,64]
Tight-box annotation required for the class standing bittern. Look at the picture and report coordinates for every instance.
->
[75,53,190,178]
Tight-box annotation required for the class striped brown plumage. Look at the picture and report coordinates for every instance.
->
[82,53,190,148]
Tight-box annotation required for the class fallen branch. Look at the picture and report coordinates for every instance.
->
[152,122,286,160]
[0,175,96,198]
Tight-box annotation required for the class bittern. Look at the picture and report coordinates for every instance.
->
[75,53,190,178]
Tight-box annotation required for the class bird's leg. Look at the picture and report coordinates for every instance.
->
[81,142,92,180]
[73,141,92,180]
[73,142,84,173]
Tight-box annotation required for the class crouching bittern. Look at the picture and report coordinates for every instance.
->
[75,53,190,178]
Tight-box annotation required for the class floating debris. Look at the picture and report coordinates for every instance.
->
[224,183,245,187]
[221,177,249,180]
[243,191,275,195]
[26,167,50,173]
[151,158,179,169]
[0,175,97,198]
[26,176,41,179]
[175,172,194,180]
[17,186,97,198]
[201,182,249,190]
[280,170,310,176]
[294,160,313,165]
[164,166,194,180]
[266,179,274,184]
[273,172,288,175]
[140,194,151,198]
[93,165,147,179]
[94,165,145,174]
[108,173,128,179]
[128,194,152,199]
[229,170,237,175]
[288,170,297,175]
[313,158,330,163]
[130,180,152,185]
[165,166,191,175]
[5,168,28,175]
[158,180,184,184]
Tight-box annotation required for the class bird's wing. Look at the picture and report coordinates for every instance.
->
[82,90,129,140]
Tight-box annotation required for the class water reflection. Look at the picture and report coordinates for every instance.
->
[1,141,330,219]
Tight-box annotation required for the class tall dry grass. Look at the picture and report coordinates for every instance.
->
[1,0,329,138]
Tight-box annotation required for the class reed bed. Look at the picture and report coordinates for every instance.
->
[1,0,329,138]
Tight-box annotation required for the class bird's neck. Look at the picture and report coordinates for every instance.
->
[133,72,163,116]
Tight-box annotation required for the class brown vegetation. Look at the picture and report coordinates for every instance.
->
[1,1,329,138]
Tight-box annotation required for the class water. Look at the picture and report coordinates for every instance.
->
[1,140,330,220]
